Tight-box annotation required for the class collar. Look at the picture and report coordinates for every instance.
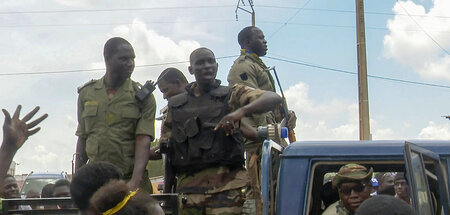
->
[241,49,264,63]
[185,79,221,96]
[96,77,133,92]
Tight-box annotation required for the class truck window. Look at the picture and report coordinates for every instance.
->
[307,161,413,215]
[405,142,450,215]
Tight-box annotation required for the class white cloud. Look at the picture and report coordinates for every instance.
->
[383,0,450,81]
[418,121,450,139]
[285,82,360,140]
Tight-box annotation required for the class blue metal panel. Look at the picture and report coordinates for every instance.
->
[276,157,310,215]
[283,140,450,158]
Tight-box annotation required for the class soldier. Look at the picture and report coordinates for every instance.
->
[323,163,373,215]
[162,47,282,214]
[75,37,157,193]
[227,26,297,214]
[156,67,189,194]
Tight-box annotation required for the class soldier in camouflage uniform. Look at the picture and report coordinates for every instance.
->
[156,67,189,193]
[323,163,373,215]
[162,47,282,215]
[75,37,158,193]
[227,26,297,214]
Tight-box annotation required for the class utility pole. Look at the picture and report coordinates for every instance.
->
[355,0,371,140]
[235,0,255,26]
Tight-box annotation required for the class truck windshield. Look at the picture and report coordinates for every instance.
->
[21,178,60,196]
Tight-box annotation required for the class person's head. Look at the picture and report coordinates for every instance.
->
[333,163,373,213]
[89,180,164,215]
[26,189,40,198]
[53,179,71,197]
[394,172,410,201]
[188,47,218,86]
[41,183,55,198]
[157,67,188,100]
[378,172,396,195]
[104,37,135,82]
[70,162,123,212]
[238,26,267,56]
[2,174,20,199]
[355,195,418,215]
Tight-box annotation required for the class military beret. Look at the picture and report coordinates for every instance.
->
[332,163,373,188]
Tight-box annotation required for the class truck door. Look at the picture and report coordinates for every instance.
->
[404,141,450,215]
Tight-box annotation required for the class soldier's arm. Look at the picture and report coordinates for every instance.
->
[75,93,88,172]
[228,62,259,89]
[215,86,282,135]
[128,135,151,190]
[75,137,88,171]
[0,105,47,191]
[129,94,157,190]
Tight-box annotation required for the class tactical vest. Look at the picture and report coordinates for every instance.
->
[168,85,245,173]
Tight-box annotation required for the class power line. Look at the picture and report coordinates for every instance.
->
[1,4,449,20]
[397,1,450,55]
[0,19,234,28]
[0,55,238,76]
[265,55,450,90]
[2,19,450,34]
[0,5,235,15]
[258,5,450,19]
[2,54,448,90]
[268,0,313,39]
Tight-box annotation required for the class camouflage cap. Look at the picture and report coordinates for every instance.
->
[332,163,373,188]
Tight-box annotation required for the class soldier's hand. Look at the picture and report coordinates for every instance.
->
[2,105,48,150]
[287,110,297,129]
[127,179,139,191]
[214,109,245,136]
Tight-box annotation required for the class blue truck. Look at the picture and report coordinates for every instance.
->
[261,140,450,215]
[3,139,449,214]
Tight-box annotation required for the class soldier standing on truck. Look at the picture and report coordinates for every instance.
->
[162,47,282,214]
[227,26,297,214]
[156,67,189,193]
[75,37,158,193]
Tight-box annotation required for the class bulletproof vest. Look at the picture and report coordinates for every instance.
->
[168,85,245,173]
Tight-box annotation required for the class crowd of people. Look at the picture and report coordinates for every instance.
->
[0,26,419,215]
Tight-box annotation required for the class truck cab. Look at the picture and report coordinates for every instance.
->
[262,140,450,215]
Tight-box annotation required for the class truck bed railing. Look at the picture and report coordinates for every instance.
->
[2,194,180,215]
[2,197,78,214]
[261,139,283,215]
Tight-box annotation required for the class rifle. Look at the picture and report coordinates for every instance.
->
[269,66,297,143]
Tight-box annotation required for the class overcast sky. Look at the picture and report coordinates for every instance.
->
[0,0,449,174]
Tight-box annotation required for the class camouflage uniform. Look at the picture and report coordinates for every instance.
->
[163,81,266,215]
[76,77,156,193]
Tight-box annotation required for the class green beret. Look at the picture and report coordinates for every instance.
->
[332,163,373,188]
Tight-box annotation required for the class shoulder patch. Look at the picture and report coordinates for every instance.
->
[240,73,248,81]
[77,79,97,93]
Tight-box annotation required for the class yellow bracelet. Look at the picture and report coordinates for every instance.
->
[103,189,139,215]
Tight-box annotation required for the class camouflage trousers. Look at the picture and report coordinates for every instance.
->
[179,188,246,215]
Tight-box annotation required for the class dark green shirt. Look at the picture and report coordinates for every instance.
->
[76,77,156,175]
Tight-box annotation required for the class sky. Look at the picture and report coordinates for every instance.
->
[0,0,448,175]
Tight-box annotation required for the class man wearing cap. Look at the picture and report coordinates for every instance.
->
[394,172,411,205]
[323,163,373,215]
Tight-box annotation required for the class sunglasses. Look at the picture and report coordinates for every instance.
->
[339,183,367,195]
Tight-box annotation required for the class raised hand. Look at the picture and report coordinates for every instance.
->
[2,105,48,150]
